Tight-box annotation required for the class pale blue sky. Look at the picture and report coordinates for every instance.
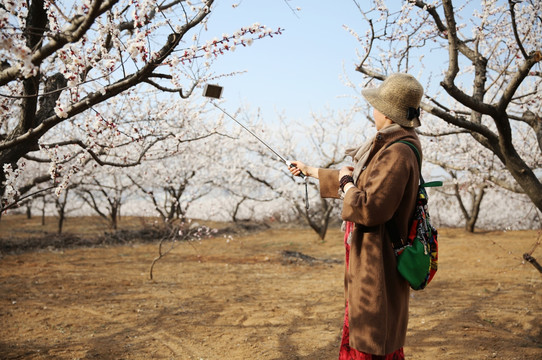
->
[202,0,366,123]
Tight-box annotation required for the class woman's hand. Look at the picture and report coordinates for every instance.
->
[288,160,319,179]
[289,160,307,177]
[339,166,354,180]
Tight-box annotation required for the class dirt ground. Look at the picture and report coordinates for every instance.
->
[0,217,541,359]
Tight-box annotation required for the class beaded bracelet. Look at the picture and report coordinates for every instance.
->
[340,175,354,191]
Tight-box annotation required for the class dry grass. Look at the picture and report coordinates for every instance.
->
[0,216,541,359]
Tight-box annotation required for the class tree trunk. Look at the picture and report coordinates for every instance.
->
[56,189,69,234]
[110,202,119,230]
[41,197,46,226]
[0,0,48,199]
[57,210,65,234]
[299,198,334,241]
[502,150,542,213]
[464,186,486,233]
[232,197,247,222]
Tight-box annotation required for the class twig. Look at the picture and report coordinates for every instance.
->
[523,230,542,273]
[523,253,542,273]
[149,226,180,280]
[1,186,56,212]
[149,223,214,280]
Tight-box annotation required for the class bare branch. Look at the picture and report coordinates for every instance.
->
[0,185,56,212]
[508,0,529,59]
[497,51,542,113]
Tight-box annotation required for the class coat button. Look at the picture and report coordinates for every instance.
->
[362,166,367,170]
[377,134,382,140]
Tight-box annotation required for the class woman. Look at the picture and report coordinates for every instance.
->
[289,73,424,359]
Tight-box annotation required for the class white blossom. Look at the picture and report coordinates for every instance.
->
[54,100,69,118]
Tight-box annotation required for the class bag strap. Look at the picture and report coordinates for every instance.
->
[385,140,421,250]
[385,140,442,250]
[394,140,422,180]
[393,140,443,188]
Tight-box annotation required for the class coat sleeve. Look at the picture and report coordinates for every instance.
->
[318,168,340,199]
[341,143,416,227]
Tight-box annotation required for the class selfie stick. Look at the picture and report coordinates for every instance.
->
[202,84,308,209]
[202,84,305,178]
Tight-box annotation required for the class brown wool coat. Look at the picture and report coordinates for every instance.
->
[319,127,421,355]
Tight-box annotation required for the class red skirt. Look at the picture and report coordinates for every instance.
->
[339,222,405,360]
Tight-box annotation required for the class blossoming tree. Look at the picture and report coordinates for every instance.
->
[0,0,281,210]
[128,135,221,224]
[349,0,542,213]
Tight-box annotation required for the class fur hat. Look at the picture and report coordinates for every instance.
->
[361,73,424,128]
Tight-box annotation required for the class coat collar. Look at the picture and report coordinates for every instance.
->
[348,125,420,185]
[374,125,419,146]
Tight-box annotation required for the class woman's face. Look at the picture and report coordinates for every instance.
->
[374,108,392,130]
